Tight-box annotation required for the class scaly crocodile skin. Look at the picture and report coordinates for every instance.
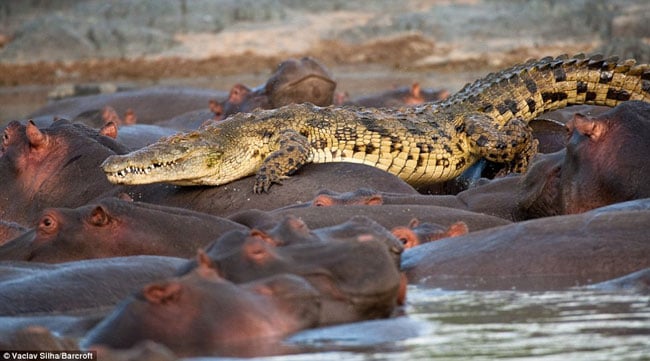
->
[102,54,650,192]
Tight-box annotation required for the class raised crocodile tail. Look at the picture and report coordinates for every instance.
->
[445,53,650,126]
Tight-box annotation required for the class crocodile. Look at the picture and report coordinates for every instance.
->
[102,54,650,193]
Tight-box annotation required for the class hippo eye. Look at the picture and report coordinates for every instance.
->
[38,215,58,233]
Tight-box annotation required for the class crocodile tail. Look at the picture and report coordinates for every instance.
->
[447,53,650,126]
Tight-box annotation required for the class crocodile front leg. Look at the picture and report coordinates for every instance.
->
[254,129,312,193]
[464,112,539,174]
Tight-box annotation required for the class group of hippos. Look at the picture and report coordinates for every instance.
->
[0,56,649,359]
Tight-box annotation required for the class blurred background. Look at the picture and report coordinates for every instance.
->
[1,0,648,122]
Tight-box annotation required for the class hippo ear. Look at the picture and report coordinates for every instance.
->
[311,194,334,207]
[117,193,134,202]
[124,109,137,125]
[88,206,111,226]
[143,282,182,305]
[228,84,250,104]
[99,122,118,139]
[243,237,275,264]
[250,229,279,246]
[209,99,223,119]
[445,221,469,238]
[569,113,605,141]
[391,226,419,249]
[365,195,384,206]
[195,249,224,279]
[26,120,47,148]
[2,128,10,148]
[101,106,121,125]
[410,82,421,97]
[408,218,420,228]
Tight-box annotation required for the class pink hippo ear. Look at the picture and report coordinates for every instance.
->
[311,194,334,207]
[410,82,421,98]
[243,235,277,264]
[365,195,384,206]
[568,113,605,141]
[88,205,111,227]
[143,282,182,305]
[195,249,224,279]
[26,120,47,148]
[117,193,134,202]
[209,99,223,119]
[250,228,280,246]
[99,122,118,139]
[391,225,420,249]
[228,84,251,104]
[408,218,420,228]
[123,109,137,125]
[445,221,469,238]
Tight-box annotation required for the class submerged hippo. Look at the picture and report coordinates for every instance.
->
[402,205,650,291]
[180,216,404,326]
[339,82,449,108]
[0,197,247,262]
[0,256,185,316]
[28,86,228,127]
[82,252,321,358]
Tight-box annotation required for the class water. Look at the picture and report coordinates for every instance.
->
[403,288,650,361]
[193,286,650,361]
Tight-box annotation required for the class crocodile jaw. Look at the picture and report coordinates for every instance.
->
[101,146,225,186]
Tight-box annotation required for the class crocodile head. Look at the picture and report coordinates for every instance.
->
[101,126,260,186]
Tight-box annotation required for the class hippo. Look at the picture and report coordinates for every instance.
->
[0,313,105,339]
[230,202,511,233]
[180,216,404,325]
[2,116,413,225]
[0,326,79,352]
[401,207,650,291]
[0,256,185,316]
[216,57,336,120]
[585,268,650,294]
[0,197,247,262]
[139,162,419,217]
[0,220,27,246]
[82,252,321,358]
[155,107,216,131]
[27,86,228,127]
[219,83,271,120]
[560,100,650,214]
[265,57,336,108]
[339,82,449,108]
[101,106,137,127]
[390,219,469,249]
[0,119,128,225]
[99,119,178,150]
[275,149,565,222]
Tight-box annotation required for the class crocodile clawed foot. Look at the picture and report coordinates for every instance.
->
[253,173,289,193]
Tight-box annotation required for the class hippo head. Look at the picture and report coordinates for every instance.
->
[0,119,127,224]
[82,250,320,357]
[561,101,650,214]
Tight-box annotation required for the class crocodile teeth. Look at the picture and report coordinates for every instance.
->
[112,160,178,178]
